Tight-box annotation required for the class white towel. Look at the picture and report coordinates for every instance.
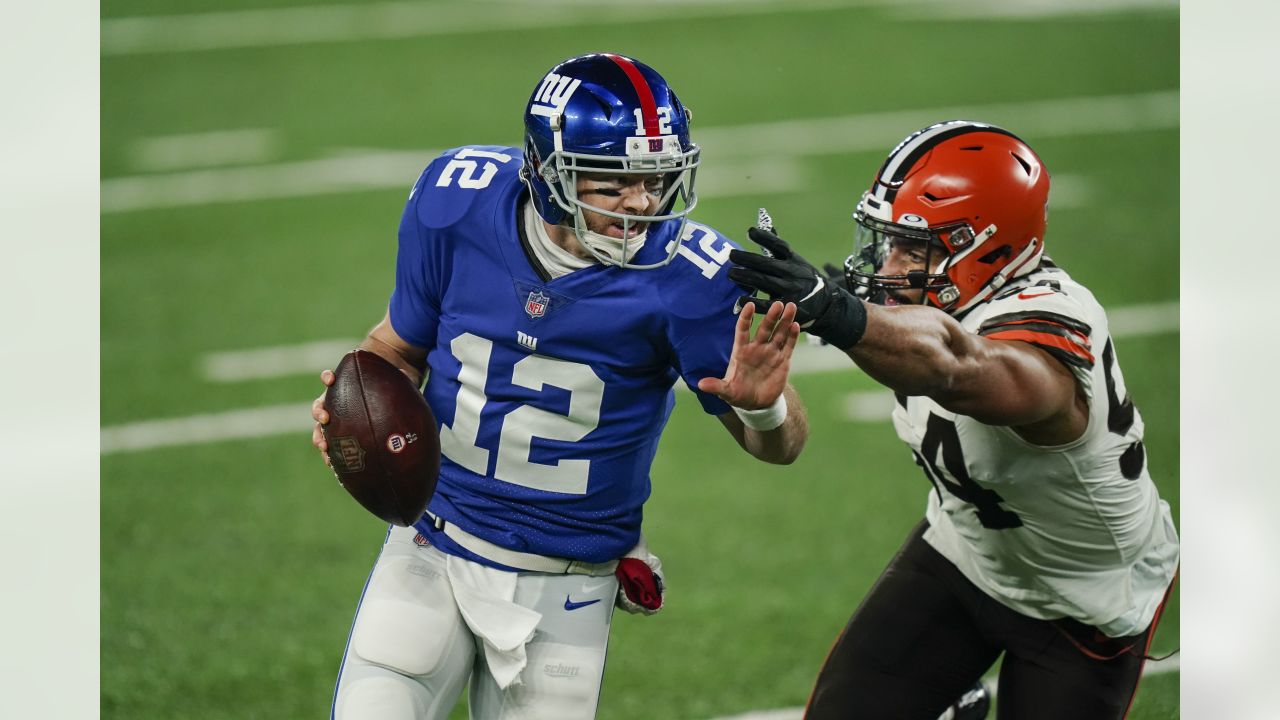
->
[446,554,542,689]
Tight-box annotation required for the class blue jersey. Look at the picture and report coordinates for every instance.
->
[389,146,745,567]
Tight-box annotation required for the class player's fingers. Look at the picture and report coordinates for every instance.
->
[727,267,788,297]
[773,303,799,348]
[311,396,329,425]
[756,300,785,344]
[734,295,772,316]
[746,227,793,260]
[733,300,755,346]
[782,321,801,355]
[695,377,727,397]
[321,369,335,386]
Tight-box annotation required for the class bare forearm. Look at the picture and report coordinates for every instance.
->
[360,315,428,386]
[847,304,972,399]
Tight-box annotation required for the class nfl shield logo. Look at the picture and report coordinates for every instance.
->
[525,290,550,319]
[524,288,550,316]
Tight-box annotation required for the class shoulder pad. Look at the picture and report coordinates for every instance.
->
[412,146,523,230]
[972,284,1095,371]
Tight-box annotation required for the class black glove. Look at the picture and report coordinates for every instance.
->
[728,227,868,350]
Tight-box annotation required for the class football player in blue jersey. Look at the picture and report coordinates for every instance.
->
[310,53,809,719]
[729,122,1178,719]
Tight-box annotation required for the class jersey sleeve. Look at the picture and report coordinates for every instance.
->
[387,159,454,349]
[661,226,748,416]
[974,288,1096,398]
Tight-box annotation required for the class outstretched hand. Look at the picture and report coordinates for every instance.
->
[729,227,867,350]
[697,300,800,410]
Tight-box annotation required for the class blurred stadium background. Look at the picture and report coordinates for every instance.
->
[100,0,1179,717]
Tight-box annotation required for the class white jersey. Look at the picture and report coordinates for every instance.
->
[894,262,1179,638]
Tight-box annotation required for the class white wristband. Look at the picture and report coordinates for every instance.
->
[732,394,788,432]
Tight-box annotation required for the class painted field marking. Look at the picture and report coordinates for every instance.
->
[202,339,363,382]
[103,301,1176,454]
[841,300,1179,422]
[101,0,1176,56]
[890,0,1178,20]
[101,90,1174,214]
[100,152,801,214]
[100,402,313,455]
[132,128,281,172]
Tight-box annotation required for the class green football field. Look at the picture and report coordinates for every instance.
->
[101,1,1179,718]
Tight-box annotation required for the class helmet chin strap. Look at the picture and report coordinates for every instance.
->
[576,225,648,266]
[566,197,650,266]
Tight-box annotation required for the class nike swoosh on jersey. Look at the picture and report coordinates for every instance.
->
[563,595,603,611]
[1017,290,1056,300]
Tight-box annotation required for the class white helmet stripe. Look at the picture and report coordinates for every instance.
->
[874,121,1015,204]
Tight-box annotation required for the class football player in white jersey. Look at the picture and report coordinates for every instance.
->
[728,121,1179,719]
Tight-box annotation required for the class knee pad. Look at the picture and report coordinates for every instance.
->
[336,675,424,720]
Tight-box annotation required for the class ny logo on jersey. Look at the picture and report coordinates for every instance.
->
[529,73,582,118]
[525,290,550,319]
[517,331,538,352]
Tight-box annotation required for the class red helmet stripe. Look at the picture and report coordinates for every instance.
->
[605,53,659,136]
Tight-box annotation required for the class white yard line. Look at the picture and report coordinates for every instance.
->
[100,403,313,455]
[890,0,1178,20]
[131,128,281,172]
[103,301,1176,454]
[100,153,802,213]
[99,0,893,56]
[708,654,1180,720]
[202,339,362,382]
[101,91,1175,214]
[101,0,1176,56]
[841,300,1179,422]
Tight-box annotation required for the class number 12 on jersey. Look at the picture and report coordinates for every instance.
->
[438,333,604,495]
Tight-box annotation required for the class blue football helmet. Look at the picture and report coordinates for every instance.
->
[520,53,700,269]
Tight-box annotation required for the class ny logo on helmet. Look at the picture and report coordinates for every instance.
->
[525,290,550,319]
[530,73,581,118]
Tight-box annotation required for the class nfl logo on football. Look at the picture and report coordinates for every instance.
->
[525,290,550,319]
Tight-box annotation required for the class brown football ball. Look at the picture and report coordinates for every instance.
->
[322,349,440,526]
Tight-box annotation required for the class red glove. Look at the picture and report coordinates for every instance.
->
[614,534,665,615]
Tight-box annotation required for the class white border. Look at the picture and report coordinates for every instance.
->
[0,0,100,717]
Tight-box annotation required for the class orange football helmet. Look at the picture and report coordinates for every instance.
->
[846,121,1050,313]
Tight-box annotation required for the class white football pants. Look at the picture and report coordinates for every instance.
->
[332,525,619,720]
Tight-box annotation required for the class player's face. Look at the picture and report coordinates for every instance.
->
[878,236,945,306]
[574,172,664,239]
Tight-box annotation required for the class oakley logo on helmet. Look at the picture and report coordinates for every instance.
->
[530,73,581,118]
